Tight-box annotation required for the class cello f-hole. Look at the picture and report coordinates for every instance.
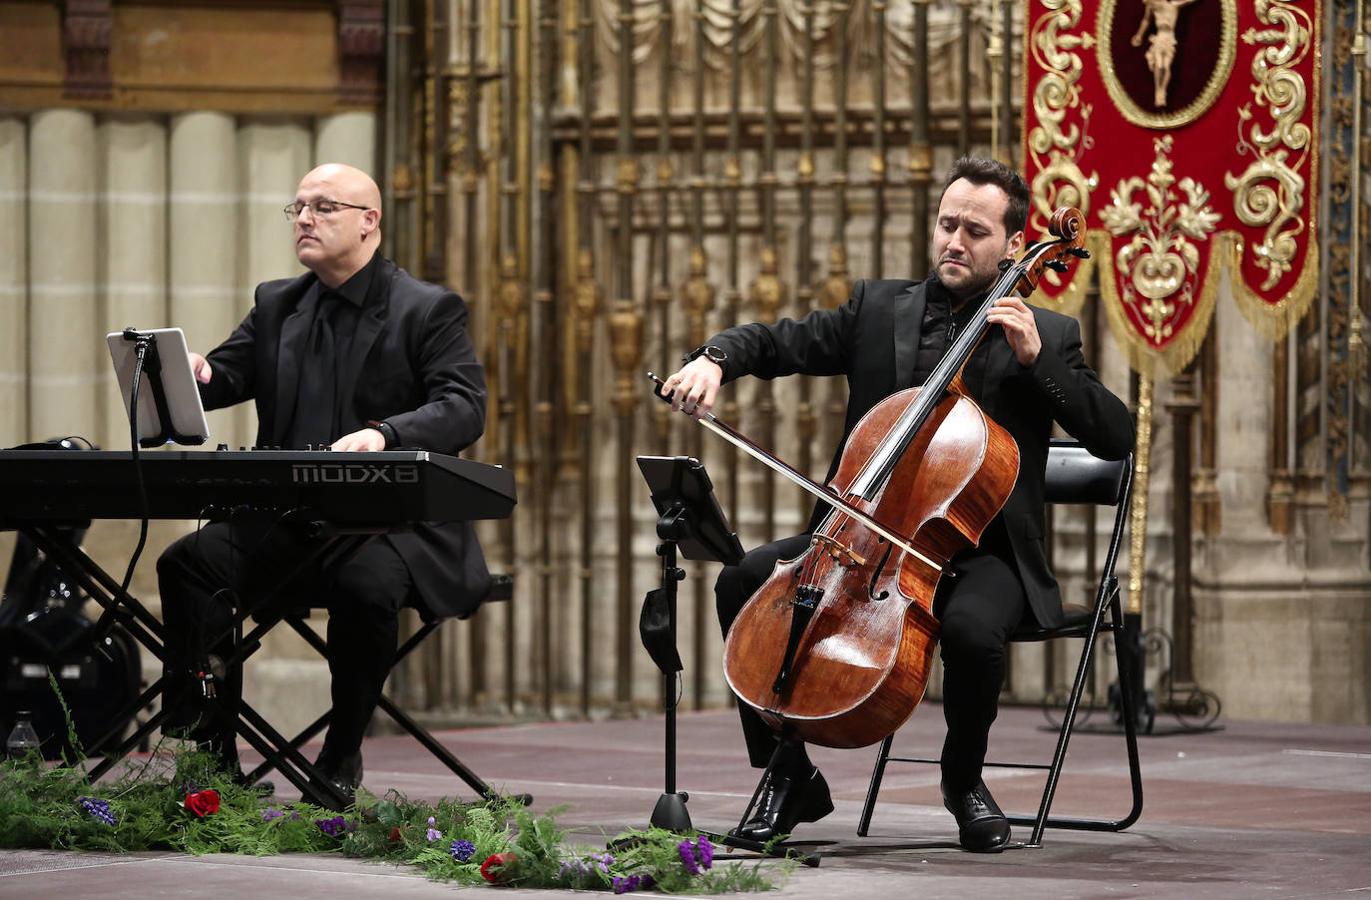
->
[867,538,893,601]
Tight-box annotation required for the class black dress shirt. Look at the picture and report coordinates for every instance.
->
[910,274,989,397]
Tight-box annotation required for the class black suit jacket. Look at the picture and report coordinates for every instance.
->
[707,277,1134,628]
[199,255,492,619]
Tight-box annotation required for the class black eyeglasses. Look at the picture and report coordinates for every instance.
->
[283,198,371,221]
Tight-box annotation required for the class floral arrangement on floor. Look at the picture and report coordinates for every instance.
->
[0,748,784,893]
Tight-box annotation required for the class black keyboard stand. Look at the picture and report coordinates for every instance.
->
[1,450,514,804]
[20,518,378,808]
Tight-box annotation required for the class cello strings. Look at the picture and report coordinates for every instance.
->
[692,412,943,571]
[849,237,1063,497]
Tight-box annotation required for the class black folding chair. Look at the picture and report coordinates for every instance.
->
[858,440,1143,847]
[230,573,521,807]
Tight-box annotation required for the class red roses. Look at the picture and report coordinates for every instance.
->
[480,852,519,884]
[184,789,221,817]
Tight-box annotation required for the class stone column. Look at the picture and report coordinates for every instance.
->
[240,118,312,288]
[1194,293,1312,721]
[313,112,376,173]
[169,112,243,447]
[1213,298,1274,528]
[0,117,27,447]
[237,118,329,735]
[28,109,98,443]
[235,118,309,446]
[99,117,168,449]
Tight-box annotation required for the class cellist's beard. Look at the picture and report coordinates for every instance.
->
[938,259,997,300]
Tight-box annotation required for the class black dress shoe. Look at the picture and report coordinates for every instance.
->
[732,766,834,843]
[942,779,1011,852]
[312,751,363,811]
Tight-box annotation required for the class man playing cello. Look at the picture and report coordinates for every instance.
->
[660,156,1133,852]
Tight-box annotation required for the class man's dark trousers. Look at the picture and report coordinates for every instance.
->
[158,520,413,771]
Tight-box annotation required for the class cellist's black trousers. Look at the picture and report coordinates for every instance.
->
[715,533,1028,792]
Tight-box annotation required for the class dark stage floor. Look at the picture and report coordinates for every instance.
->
[2,703,1369,898]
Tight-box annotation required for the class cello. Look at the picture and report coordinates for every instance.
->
[652,207,1090,751]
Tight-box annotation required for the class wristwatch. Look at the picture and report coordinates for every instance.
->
[682,344,728,367]
[366,420,398,448]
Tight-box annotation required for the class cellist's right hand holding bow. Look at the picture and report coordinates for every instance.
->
[660,356,723,420]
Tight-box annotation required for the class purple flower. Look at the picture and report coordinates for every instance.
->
[425,815,443,842]
[590,851,615,874]
[696,834,713,870]
[315,815,348,837]
[612,873,654,894]
[77,797,117,827]
[261,807,285,823]
[678,834,713,874]
[450,839,476,862]
[558,859,582,879]
[678,839,701,875]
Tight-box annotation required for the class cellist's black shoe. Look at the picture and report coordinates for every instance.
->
[731,766,833,843]
[942,779,1011,852]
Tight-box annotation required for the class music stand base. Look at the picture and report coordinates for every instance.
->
[650,791,693,832]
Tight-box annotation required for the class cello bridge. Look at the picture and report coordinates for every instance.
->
[811,533,867,567]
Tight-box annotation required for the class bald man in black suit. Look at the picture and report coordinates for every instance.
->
[159,164,489,807]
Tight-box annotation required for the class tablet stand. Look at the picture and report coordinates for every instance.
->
[120,328,205,447]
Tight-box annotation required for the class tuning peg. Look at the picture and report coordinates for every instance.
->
[1045,259,1070,273]
[1070,247,1090,259]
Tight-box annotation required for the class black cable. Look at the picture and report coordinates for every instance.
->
[663,671,685,713]
[4,435,94,451]
[85,339,153,661]
[118,337,153,598]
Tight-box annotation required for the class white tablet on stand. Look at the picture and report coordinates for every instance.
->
[106,327,211,448]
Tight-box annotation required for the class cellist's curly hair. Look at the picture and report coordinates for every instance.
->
[941,156,1030,237]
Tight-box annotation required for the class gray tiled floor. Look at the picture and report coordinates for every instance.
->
[2,704,1369,898]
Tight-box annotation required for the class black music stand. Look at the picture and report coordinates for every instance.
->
[633,457,818,867]
[635,456,742,831]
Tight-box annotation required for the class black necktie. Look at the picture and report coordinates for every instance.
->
[294,293,341,447]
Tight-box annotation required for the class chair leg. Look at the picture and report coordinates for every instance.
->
[857,733,895,837]
[1108,590,1145,831]
[1014,578,1115,845]
[236,700,349,809]
[374,692,507,802]
[1007,579,1144,843]
[86,675,165,758]
[253,611,516,806]
[245,708,331,785]
[87,704,172,782]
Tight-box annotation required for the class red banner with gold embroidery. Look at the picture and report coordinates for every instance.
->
[1021,0,1320,375]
